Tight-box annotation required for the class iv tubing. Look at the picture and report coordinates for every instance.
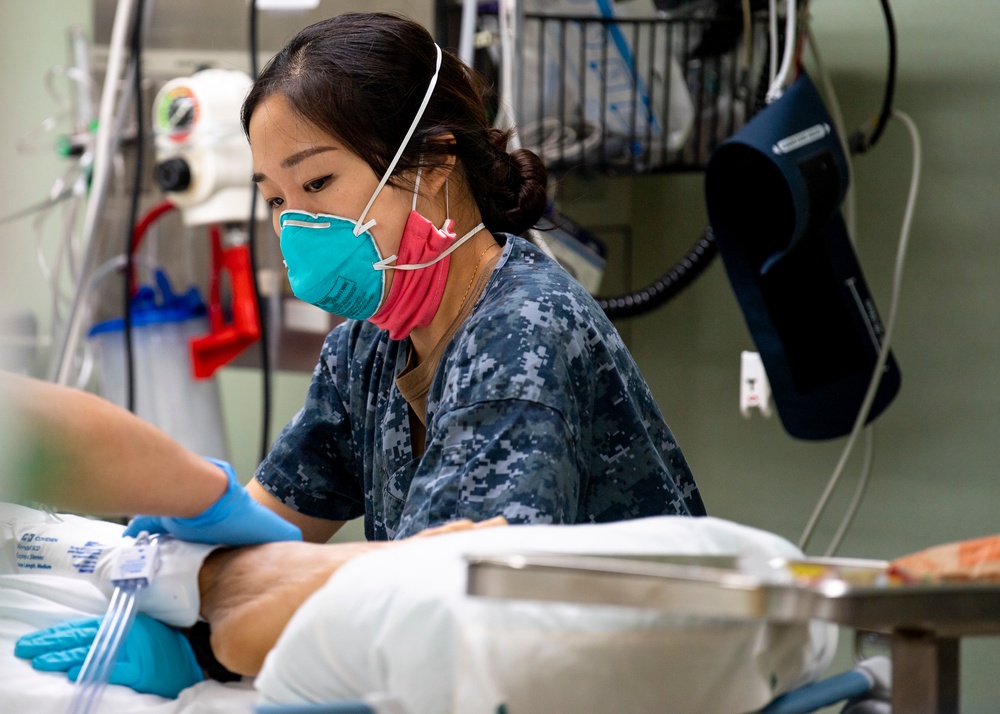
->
[49,0,139,385]
[65,584,142,714]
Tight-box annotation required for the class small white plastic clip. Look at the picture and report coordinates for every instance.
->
[740,351,773,418]
[110,533,160,588]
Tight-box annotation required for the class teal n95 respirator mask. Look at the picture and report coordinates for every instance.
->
[279,210,388,319]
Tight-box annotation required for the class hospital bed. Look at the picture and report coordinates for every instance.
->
[467,552,1000,713]
[3,502,845,713]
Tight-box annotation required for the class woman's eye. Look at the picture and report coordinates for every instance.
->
[305,176,330,192]
[267,197,284,210]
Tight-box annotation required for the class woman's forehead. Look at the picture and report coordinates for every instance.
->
[249,94,341,154]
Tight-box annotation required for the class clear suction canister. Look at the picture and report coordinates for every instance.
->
[88,270,228,460]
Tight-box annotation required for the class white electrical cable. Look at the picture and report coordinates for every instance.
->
[766,0,798,103]
[824,425,875,556]
[459,0,478,66]
[798,109,922,553]
[767,0,779,87]
[496,0,522,151]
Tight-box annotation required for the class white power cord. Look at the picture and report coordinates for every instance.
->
[496,0,522,151]
[459,0,478,66]
[798,109,922,553]
[766,0,799,103]
[824,425,875,556]
[768,0,779,88]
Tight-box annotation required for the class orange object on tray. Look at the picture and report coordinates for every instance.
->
[889,533,1000,583]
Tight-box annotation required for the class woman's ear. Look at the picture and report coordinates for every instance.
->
[418,133,457,204]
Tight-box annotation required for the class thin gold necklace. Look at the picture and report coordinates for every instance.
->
[460,242,495,306]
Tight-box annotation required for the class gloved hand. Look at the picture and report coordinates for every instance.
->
[123,457,302,546]
[14,614,204,698]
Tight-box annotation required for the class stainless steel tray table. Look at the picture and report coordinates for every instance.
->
[466,553,1000,714]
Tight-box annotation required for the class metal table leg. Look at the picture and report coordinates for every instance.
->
[892,630,959,714]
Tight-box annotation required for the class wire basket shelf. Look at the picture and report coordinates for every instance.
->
[444,3,773,175]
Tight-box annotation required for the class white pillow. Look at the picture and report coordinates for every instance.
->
[256,516,837,713]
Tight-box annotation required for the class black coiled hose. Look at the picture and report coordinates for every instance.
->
[596,227,718,318]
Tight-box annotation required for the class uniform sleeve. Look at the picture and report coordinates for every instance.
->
[394,398,582,538]
[254,328,365,521]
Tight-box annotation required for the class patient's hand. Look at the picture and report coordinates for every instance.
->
[199,540,390,676]
[199,517,508,676]
[408,515,508,538]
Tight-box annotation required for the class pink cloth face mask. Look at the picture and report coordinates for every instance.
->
[371,173,484,340]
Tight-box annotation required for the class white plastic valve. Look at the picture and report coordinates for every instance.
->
[152,69,265,226]
[740,350,773,418]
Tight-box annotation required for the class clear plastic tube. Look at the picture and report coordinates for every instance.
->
[64,533,159,714]
[65,584,142,714]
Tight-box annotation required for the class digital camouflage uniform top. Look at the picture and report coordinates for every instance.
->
[255,235,706,540]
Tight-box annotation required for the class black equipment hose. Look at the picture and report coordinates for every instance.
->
[247,0,273,465]
[122,0,146,412]
[596,227,717,318]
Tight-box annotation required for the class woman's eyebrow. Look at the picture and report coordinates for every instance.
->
[282,145,338,169]
[252,145,338,183]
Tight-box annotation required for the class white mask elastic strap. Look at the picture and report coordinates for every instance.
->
[354,44,443,237]
[412,167,422,211]
[374,222,486,271]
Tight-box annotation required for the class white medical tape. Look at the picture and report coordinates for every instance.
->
[2,504,217,627]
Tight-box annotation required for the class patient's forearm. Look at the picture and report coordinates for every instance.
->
[198,540,393,676]
[196,518,508,676]
[1,373,226,517]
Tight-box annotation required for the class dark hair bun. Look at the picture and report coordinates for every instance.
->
[484,128,548,235]
[507,149,549,233]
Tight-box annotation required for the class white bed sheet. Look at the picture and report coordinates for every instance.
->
[0,573,258,713]
[258,516,839,714]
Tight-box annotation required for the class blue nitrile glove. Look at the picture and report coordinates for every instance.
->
[123,457,302,545]
[14,614,204,699]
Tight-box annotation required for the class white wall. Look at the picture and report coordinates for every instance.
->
[0,1,92,353]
